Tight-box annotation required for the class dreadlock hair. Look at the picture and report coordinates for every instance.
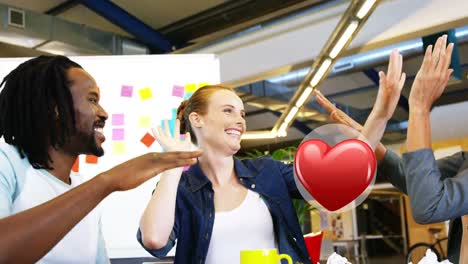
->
[0,55,82,169]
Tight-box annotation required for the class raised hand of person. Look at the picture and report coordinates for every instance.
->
[407,35,454,151]
[315,90,363,131]
[315,90,388,161]
[409,35,454,112]
[101,150,202,192]
[152,119,193,152]
[371,49,407,121]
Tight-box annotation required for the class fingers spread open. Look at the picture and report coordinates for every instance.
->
[421,45,433,72]
[164,119,171,136]
[378,71,386,87]
[431,36,444,69]
[184,132,191,144]
[386,49,397,80]
[444,43,454,70]
[174,119,181,139]
[315,90,335,114]
[398,72,406,91]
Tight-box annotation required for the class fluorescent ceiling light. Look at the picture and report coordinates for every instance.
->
[310,59,332,87]
[285,106,299,123]
[296,86,314,107]
[0,33,47,48]
[242,131,276,140]
[36,41,100,56]
[329,21,359,59]
[357,0,376,19]
[278,123,288,137]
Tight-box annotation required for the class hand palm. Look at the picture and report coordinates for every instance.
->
[373,49,406,120]
[152,119,193,152]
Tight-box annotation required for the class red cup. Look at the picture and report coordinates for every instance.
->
[304,231,323,263]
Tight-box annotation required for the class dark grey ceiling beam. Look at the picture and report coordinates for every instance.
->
[77,0,172,53]
[45,0,79,15]
[162,0,334,48]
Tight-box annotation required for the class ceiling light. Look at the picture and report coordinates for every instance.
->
[295,86,314,107]
[285,106,299,123]
[278,123,288,137]
[357,0,377,19]
[329,21,359,59]
[310,59,332,87]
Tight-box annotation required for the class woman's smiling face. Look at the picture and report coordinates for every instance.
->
[195,89,246,155]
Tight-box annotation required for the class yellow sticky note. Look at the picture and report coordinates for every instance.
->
[112,142,126,155]
[197,82,210,88]
[185,83,197,93]
[138,116,151,128]
[139,87,153,101]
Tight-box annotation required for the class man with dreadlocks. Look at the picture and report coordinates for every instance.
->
[0,55,202,263]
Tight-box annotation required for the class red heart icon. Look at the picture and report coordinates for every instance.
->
[294,139,376,211]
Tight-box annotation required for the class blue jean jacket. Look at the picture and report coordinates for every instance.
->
[137,156,311,264]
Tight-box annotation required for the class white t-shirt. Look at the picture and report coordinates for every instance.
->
[0,142,109,264]
[205,189,277,264]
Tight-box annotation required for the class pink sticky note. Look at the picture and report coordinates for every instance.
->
[112,114,124,126]
[112,128,124,140]
[121,85,133,97]
[172,85,184,98]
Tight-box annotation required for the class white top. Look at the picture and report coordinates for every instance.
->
[0,142,109,264]
[205,189,276,264]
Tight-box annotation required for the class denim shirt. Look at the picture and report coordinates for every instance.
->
[137,156,311,264]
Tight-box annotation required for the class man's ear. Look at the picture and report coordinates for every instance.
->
[189,112,203,128]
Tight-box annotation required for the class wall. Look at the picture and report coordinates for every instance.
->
[0,54,220,258]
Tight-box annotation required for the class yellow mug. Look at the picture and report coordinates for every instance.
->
[240,249,292,264]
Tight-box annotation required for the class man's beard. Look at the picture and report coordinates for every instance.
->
[76,130,104,157]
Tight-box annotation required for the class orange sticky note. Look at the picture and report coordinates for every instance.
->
[139,87,153,101]
[71,158,79,172]
[185,83,197,93]
[141,132,156,148]
[85,155,98,164]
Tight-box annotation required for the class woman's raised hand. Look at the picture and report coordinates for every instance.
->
[152,119,193,152]
[371,49,406,121]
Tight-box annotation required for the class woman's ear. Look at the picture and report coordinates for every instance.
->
[54,106,59,119]
[189,112,203,128]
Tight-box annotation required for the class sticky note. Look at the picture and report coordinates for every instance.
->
[185,83,197,93]
[71,158,79,172]
[121,85,133,97]
[138,116,151,128]
[197,82,210,88]
[85,155,98,164]
[139,87,153,101]
[112,114,124,126]
[172,85,185,98]
[141,132,156,148]
[184,92,193,100]
[112,128,124,141]
[112,142,126,155]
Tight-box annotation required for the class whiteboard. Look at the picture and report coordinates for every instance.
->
[0,54,220,258]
